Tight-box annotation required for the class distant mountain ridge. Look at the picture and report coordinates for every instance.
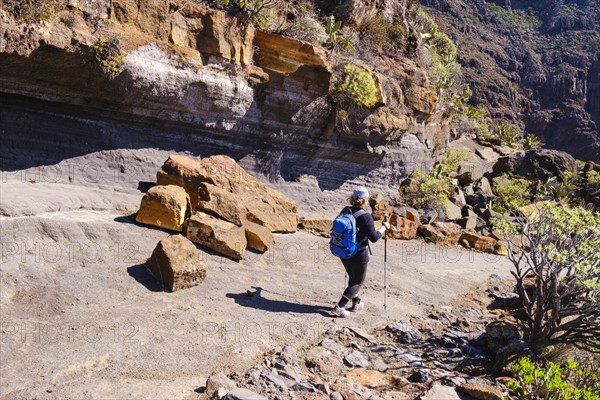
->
[423,0,600,162]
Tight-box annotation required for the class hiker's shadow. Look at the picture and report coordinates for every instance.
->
[226,287,331,317]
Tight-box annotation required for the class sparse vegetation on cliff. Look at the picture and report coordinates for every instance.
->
[94,35,126,78]
[1,0,59,23]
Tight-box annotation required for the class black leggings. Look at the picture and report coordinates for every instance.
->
[338,250,368,307]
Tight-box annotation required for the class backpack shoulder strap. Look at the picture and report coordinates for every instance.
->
[353,209,367,219]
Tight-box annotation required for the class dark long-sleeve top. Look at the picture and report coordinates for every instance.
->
[346,206,382,261]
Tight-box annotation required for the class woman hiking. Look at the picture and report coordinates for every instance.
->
[331,186,389,318]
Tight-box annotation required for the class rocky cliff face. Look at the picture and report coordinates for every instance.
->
[422,0,600,162]
[0,0,449,192]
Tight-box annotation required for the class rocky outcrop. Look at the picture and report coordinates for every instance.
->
[136,185,191,232]
[148,234,207,291]
[254,30,328,74]
[492,149,577,182]
[0,0,448,193]
[187,211,247,261]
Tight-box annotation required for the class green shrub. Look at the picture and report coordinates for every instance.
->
[412,169,452,208]
[288,15,327,45]
[523,133,542,150]
[95,35,126,78]
[493,175,532,214]
[336,64,379,109]
[408,150,468,208]
[496,123,523,148]
[2,0,59,23]
[508,356,600,400]
[358,13,406,53]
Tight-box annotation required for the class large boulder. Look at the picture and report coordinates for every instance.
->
[197,182,246,226]
[459,232,497,253]
[148,235,207,292]
[244,221,275,252]
[298,217,332,238]
[157,155,298,232]
[431,222,462,245]
[187,211,247,261]
[136,185,191,232]
[493,149,577,181]
[388,214,418,240]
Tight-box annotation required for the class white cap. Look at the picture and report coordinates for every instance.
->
[353,186,370,200]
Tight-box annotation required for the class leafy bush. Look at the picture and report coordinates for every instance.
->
[407,149,468,208]
[523,133,542,150]
[95,35,126,78]
[335,63,379,109]
[219,0,282,30]
[493,175,532,214]
[288,15,327,45]
[358,13,406,53]
[496,123,523,148]
[508,356,600,400]
[2,0,59,23]
[414,8,460,96]
[537,172,581,203]
[505,203,600,353]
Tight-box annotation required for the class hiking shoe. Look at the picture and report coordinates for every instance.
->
[349,300,365,312]
[332,305,350,318]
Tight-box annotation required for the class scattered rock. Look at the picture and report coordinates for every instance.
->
[445,199,463,220]
[305,347,344,375]
[345,369,396,389]
[388,214,418,240]
[420,383,465,400]
[370,193,393,221]
[493,241,508,256]
[475,177,494,198]
[148,235,207,292]
[136,185,191,232]
[485,321,520,354]
[459,232,497,253]
[344,350,370,368]
[493,340,532,374]
[476,147,499,163]
[243,221,275,252]
[223,388,268,400]
[418,224,444,243]
[407,370,429,383]
[431,221,462,245]
[205,372,237,399]
[289,381,317,392]
[187,211,247,260]
[298,217,332,238]
[457,171,475,186]
[386,320,421,343]
[458,383,504,400]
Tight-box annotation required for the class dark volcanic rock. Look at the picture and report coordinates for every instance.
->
[493,149,577,181]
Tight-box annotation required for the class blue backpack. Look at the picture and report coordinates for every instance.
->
[330,208,366,259]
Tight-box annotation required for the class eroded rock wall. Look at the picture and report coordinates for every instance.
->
[0,0,449,190]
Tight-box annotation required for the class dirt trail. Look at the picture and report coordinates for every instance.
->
[0,150,513,399]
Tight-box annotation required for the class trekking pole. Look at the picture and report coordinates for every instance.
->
[383,215,388,311]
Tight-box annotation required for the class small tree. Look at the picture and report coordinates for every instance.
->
[505,203,600,353]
